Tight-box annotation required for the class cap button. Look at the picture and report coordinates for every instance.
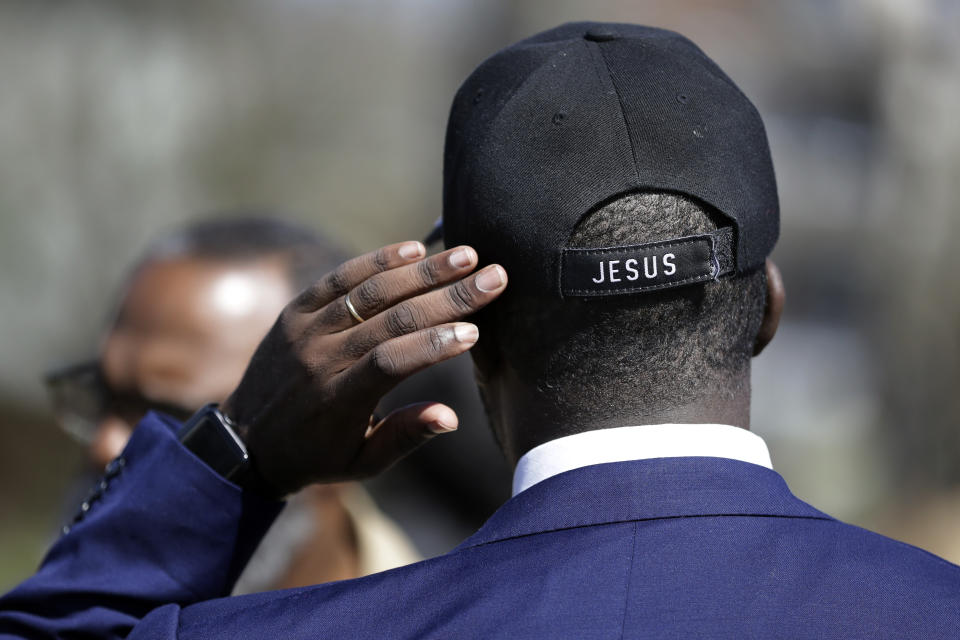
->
[584,27,617,42]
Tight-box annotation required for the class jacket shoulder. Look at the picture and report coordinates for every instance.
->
[819,518,960,585]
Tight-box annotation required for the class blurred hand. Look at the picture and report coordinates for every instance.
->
[220,241,507,497]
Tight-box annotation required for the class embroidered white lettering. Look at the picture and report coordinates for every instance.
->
[643,256,657,278]
[590,253,681,286]
[592,261,605,284]
[608,260,621,283]
[662,253,676,276]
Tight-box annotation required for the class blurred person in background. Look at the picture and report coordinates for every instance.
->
[44,216,420,591]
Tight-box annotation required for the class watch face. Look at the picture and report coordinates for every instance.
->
[179,407,249,480]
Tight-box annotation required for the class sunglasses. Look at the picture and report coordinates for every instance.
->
[44,361,196,444]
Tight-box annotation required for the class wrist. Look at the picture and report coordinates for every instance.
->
[217,399,285,500]
[232,457,285,501]
[178,403,283,501]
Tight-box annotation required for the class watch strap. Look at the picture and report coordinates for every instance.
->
[178,404,284,500]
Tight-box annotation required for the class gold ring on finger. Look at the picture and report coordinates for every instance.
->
[344,293,365,323]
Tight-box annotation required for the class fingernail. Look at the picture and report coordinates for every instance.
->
[454,323,479,343]
[449,247,475,269]
[475,265,505,292]
[398,242,425,260]
[428,420,458,434]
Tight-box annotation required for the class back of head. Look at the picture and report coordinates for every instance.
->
[472,191,767,458]
[441,23,779,460]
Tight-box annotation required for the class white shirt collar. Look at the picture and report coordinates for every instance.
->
[511,423,773,496]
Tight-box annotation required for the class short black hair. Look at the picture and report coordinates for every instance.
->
[138,215,347,291]
[474,191,767,437]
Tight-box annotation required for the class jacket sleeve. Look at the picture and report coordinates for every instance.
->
[0,412,283,640]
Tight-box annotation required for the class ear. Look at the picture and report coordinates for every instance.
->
[753,259,784,356]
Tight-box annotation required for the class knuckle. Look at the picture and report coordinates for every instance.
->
[416,257,441,286]
[425,327,447,354]
[447,281,476,312]
[370,344,403,378]
[386,302,421,337]
[292,284,320,310]
[393,422,425,452]
[354,278,385,311]
[338,333,372,360]
[338,344,365,364]
[300,345,331,376]
[325,267,350,296]
[315,298,347,329]
[328,297,348,322]
[278,306,301,336]
[372,248,391,272]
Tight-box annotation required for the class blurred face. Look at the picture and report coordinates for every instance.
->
[89,255,293,469]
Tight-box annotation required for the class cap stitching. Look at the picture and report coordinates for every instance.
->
[564,272,713,296]
[561,233,713,256]
[557,234,568,299]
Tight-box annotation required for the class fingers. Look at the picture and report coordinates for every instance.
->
[289,241,426,313]
[317,245,480,332]
[350,402,458,476]
[341,264,507,358]
[337,322,480,399]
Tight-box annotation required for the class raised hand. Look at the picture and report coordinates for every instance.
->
[220,241,507,497]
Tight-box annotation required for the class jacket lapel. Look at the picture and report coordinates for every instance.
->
[458,457,831,550]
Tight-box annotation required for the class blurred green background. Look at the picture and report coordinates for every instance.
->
[3,0,960,589]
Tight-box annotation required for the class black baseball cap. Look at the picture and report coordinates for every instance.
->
[435,22,778,299]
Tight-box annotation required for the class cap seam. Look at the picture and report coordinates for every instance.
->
[591,41,642,184]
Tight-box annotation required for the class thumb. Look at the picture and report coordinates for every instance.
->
[349,402,458,476]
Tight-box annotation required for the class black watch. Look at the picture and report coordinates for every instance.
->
[177,404,282,499]
[177,403,250,481]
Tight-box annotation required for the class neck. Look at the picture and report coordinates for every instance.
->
[491,373,751,466]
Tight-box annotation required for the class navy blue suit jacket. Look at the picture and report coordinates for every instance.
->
[2,412,959,638]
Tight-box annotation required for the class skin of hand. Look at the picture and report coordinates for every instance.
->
[220,241,508,497]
